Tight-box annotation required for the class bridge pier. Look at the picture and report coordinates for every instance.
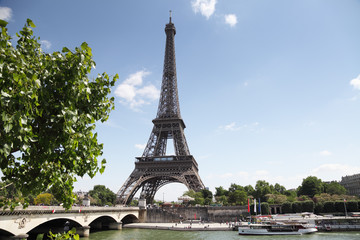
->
[109,222,122,230]
[139,209,147,223]
[76,226,90,238]
[11,234,29,240]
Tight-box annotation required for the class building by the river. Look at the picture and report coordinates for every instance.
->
[340,173,360,196]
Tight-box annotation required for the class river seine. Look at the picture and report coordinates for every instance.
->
[88,229,360,240]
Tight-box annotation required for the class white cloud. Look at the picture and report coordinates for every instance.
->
[0,7,12,21]
[222,122,238,131]
[115,70,160,110]
[124,71,149,86]
[135,144,146,150]
[191,0,217,19]
[40,40,52,49]
[225,14,237,27]
[115,83,136,102]
[311,163,360,181]
[137,85,159,100]
[350,75,360,90]
[319,150,332,156]
[219,122,260,132]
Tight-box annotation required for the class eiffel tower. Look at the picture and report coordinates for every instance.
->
[117,14,205,205]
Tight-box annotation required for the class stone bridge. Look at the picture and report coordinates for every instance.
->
[0,206,145,240]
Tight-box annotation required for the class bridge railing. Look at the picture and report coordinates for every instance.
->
[0,205,140,216]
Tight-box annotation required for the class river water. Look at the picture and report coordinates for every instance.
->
[88,229,360,240]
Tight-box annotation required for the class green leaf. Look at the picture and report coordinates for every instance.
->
[35,79,41,87]
[13,73,19,82]
[0,19,8,27]
[80,42,88,51]
[62,47,70,53]
[4,123,12,133]
[26,19,36,28]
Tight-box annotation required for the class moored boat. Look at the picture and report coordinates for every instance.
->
[238,223,318,235]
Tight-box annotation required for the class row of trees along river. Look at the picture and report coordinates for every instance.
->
[2,175,360,214]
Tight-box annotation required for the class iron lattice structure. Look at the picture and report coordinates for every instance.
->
[117,16,205,205]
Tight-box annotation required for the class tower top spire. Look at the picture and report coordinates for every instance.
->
[169,10,172,23]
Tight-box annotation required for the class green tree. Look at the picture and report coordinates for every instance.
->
[183,190,205,206]
[201,189,213,205]
[215,195,228,205]
[265,194,287,204]
[297,176,324,198]
[0,180,20,199]
[313,193,333,203]
[228,183,244,192]
[228,190,247,205]
[215,186,228,197]
[88,185,116,206]
[214,186,228,205]
[194,191,205,205]
[244,185,255,196]
[254,180,272,202]
[323,181,347,195]
[129,199,139,206]
[0,19,117,209]
[34,193,54,205]
[274,183,286,194]
[297,195,311,201]
[284,189,297,202]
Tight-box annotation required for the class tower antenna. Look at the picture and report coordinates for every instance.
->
[169,10,172,23]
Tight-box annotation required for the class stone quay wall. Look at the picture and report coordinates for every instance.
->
[146,206,248,223]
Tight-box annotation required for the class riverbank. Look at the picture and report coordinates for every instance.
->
[123,222,234,231]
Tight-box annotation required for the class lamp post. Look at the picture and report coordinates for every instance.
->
[344,199,347,218]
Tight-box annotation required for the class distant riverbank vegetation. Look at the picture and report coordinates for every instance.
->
[179,176,360,214]
[1,176,360,214]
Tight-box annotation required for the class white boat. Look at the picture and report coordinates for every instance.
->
[238,223,318,235]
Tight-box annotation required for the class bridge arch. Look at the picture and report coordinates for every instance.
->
[27,218,82,237]
[121,214,139,224]
[89,215,117,230]
[0,228,13,238]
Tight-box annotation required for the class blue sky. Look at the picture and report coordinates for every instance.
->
[1,0,360,202]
